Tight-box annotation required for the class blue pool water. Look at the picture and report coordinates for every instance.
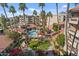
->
[27,29,39,38]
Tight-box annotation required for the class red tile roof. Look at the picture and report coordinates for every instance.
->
[69,6,79,11]
[15,28,24,33]
[10,28,24,33]
[27,24,37,28]
[59,22,64,25]
[59,29,64,32]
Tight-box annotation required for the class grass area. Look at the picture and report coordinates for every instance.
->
[56,33,65,47]
[37,41,49,50]
[28,39,49,50]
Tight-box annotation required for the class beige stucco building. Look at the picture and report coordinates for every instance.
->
[66,6,79,56]
[46,13,66,27]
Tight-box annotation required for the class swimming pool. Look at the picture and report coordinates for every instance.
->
[27,29,39,38]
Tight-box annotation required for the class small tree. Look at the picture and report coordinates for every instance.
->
[28,39,39,50]
[56,34,65,47]
[53,23,59,32]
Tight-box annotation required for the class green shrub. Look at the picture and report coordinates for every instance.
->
[28,39,39,50]
[56,34,65,47]
[53,23,59,32]
[37,41,49,50]
[28,39,49,50]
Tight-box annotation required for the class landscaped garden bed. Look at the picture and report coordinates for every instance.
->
[28,39,50,51]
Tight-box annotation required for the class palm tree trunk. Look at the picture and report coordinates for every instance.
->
[12,13,15,27]
[65,3,70,54]
[41,6,44,28]
[3,7,7,28]
[3,7,8,19]
[42,19,45,30]
[34,16,35,24]
[56,3,59,30]
[23,10,25,24]
[56,3,61,55]
[42,6,43,12]
[41,6,45,32]
[48,17,50,26]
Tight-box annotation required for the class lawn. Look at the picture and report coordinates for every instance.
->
[28,39,49,51]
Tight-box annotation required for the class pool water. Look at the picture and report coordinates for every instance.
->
[27,29,39,38]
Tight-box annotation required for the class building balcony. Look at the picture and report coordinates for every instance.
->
[67,42,78,54]
[68,28,76,33]
[69,17,79,25]
[68,30,79,43]
[69,21,78,24]
[68,30,79,38]
[68,37,73,42]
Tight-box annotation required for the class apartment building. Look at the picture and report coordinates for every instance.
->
[66,6,79,56]
[27,16,40,24]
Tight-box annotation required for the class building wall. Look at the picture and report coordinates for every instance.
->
[46,14,66,27]
[46,15,57,27]
[66,17,79,55]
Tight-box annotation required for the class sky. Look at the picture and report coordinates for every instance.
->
[0,3,75,17]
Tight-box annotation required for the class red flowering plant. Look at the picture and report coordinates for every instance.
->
[9,47,22,56]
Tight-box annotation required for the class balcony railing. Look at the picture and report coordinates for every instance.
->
[69,17,79,24]
[68,30,79,38]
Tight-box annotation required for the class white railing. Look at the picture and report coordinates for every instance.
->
[68,30,79,38]
[69,17,79,24]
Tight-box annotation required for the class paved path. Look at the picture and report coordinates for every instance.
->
[47,31,65,55]
[48,31,64,50]
[0,35,13,52]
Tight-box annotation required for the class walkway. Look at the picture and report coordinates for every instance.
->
[48,30,64,51]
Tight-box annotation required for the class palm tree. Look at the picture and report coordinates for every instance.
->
[0,3,8,28]
[40,10,46,31]
[65,3,70,55]
[39,3,46,30]
[0,14,6,29]
[33,10,37,24]
[47,11,53,26]
[56,3,59,30]
[39,3,45,11]
[19,3,27,23]
[0,3,8,19]
[56,3,64,55]
[9,5,16,25]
